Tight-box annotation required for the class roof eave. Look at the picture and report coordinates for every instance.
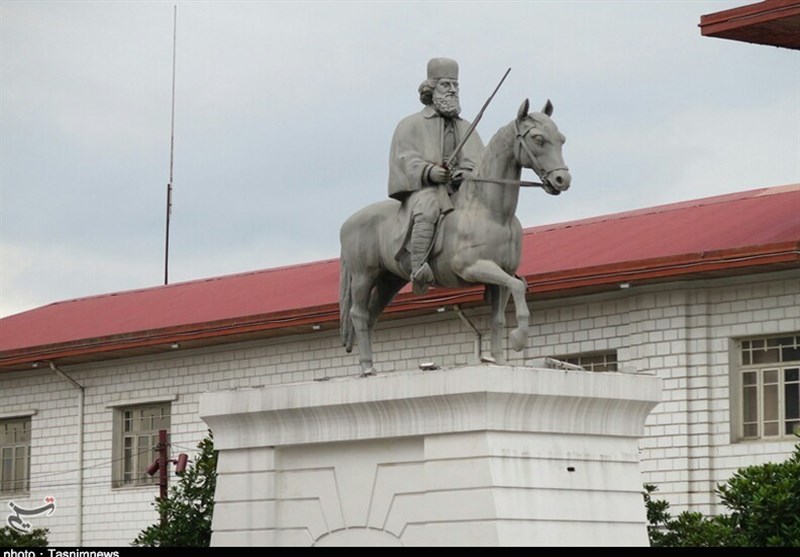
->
[699,0,800,50]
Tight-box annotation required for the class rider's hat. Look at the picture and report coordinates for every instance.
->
[427,57,458,81]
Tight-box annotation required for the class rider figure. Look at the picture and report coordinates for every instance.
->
[388,57,485,295]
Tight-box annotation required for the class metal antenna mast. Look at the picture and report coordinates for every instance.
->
[164,5,177,285]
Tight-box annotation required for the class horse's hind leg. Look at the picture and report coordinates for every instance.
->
[368,273,407,332]
[486,284,512,363]
[350,273,378,376]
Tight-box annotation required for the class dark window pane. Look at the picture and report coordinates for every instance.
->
[2,450,11,483]
[743,384,758,421]
[14,450,25,483]
[754,349,780,364]
[782,346,800,362]
[785,383,799,420]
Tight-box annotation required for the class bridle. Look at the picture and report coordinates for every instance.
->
[465,117,568,194]
[514,117,569,185]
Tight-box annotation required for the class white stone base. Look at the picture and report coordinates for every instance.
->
[199,365,662,546]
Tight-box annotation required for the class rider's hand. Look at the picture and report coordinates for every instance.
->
[428,165,450,185]
[451,169,466,187]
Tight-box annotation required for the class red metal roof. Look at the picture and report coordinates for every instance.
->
[699,0,800,50]
[1,184,799,369]
[521,184,799,275]
[1,259,341,352]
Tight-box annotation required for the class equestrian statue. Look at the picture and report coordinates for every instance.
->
[340,58,571,375]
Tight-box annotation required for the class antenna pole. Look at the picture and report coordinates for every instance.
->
[164,5,177,285]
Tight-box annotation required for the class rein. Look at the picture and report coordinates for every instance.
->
[467,176,545,188]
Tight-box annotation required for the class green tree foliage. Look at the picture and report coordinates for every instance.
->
[645,437,800,547]
[0,526,49,547]
[132,431,218,547]
[716,441,800,546]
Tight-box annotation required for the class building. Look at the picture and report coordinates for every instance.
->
[1,183,798,546]
[699,0,800,50]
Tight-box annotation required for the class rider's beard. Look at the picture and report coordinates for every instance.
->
[432,92,461,118]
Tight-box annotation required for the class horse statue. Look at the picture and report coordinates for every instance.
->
[339,99,571,375]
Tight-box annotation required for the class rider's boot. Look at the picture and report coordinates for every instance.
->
[410,220,435,295]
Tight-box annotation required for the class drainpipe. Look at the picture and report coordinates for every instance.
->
[49,361,83,547]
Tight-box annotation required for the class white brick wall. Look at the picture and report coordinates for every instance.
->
[1,268,798,545]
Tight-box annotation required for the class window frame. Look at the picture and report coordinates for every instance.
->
[553,350,618,372]
[737,334,800,441]
[111,402,171,489]
[0,416,32,496]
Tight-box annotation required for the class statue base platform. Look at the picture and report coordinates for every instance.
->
[199,365,662,546]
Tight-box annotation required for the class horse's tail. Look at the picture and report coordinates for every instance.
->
[339,255,355,352]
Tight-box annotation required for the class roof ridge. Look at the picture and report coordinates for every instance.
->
[35,257,342,311]
[525,184,798,234]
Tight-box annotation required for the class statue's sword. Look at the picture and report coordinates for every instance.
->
[443,67,511,170]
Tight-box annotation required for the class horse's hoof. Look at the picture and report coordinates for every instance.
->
[510,329,527,352]
[360,368,377,377]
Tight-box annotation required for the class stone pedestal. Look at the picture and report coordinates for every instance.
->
[199,365,662,546]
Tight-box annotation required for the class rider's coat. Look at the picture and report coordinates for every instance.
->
[388,104,484,201]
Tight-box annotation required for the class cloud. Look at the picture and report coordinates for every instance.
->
[0,240,162,317]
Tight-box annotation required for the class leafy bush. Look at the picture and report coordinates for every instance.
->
[645,437,800,547]
[716,441,800,546]
[0,526,49,547]
[132,431,217,547]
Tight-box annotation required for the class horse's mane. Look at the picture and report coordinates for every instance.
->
[459,118,520,197]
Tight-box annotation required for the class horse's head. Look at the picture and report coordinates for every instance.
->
[514,99,571,195]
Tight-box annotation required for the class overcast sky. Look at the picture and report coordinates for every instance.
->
[1,0,798,318]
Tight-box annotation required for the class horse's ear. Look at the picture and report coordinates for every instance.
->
[542,99,553,116]
[517,99,530,121]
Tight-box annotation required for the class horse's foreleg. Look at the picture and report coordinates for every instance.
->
[459,260,530,353]
[350,274,377,376]
[508,274,529,352]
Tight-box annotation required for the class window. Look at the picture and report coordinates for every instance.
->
[112,403,170,488]
[1,417,31,495]
[554,351,618,372]
[739,335,800,439]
